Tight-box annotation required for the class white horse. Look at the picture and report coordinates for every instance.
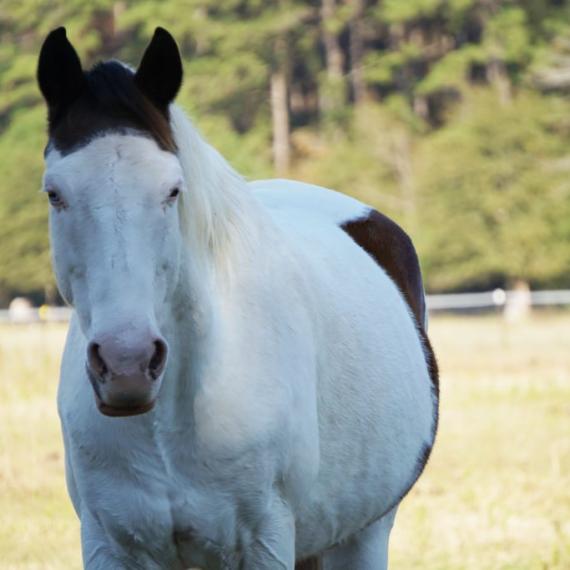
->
[38,27,438,570]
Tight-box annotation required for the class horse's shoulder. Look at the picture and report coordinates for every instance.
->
[341,209,426,328]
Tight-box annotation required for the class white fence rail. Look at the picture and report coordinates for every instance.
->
[0,305,72,324]
[427,289,570,311]
[1,289,569,324]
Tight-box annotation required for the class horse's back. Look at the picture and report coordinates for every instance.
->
[251,179,438,555]
[251,179,426,327]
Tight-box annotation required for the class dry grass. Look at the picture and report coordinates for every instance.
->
[0,314,569,569]
[0,324,79,569]
[391,313,570,569]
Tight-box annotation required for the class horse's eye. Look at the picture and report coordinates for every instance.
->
[168,187,180,200]
[47,189,63,208]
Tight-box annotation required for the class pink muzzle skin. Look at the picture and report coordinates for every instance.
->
[86,334,168,417]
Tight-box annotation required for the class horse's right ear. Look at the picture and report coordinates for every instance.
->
[37,27,86,121]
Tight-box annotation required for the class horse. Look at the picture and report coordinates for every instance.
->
[37,27,438,570]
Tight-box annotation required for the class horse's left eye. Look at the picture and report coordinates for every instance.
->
[168,187,180,200]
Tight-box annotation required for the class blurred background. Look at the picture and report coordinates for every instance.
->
[0,1,569,569]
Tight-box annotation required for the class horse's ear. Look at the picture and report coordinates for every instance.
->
[37,27,86,120]
[135,27,183,111]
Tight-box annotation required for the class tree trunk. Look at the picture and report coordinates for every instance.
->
[391,132,417,232]
[271,35,291,175]
[43,282,58,306]
[320,0,345,113]
[91,2,125,58]
[348,0,366,105]
[487,58,512,105]
[413,94,429,120]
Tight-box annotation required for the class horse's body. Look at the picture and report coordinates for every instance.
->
[39,28,438,570]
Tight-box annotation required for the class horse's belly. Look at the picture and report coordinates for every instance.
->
[295,359,434,557]
[284,224,436,556]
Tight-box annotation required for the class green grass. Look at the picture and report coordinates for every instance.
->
[1,315,569,569]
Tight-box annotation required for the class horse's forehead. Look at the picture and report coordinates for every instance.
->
[45,134,181,187]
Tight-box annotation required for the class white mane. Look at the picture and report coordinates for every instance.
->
[170,105,260,267]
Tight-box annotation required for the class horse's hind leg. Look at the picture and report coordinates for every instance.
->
[321,507,398,570]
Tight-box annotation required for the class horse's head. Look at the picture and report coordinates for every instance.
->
[38,28,185,417]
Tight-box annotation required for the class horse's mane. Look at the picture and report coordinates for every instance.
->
[169,105,259,267]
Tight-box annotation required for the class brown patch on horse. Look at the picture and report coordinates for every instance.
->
[296,556,322,570]
[341,208,440,502]
[418,327,439,399]
[341,210,426,328]
[341,209,438,395]
[38,28,182,156]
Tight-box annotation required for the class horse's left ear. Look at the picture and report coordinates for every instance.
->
[135,27,183,111]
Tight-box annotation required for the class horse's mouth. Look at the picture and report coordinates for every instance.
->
[87,365,157,417]
[95,396,156,417]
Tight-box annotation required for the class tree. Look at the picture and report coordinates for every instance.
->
[319,0,346,115]
[1,0,569,303]
[417,89,570,291]
[0,0,125,304]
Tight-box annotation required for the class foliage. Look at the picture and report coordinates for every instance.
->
[0,0,569,303]
[418,90,570,290]
[0,107,52,303]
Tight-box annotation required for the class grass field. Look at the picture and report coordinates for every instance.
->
[0,314,569,569]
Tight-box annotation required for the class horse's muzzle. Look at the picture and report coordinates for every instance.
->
[86,333,168,417]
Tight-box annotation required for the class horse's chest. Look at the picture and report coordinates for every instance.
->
[73,428,270,567]
[90,465,238,567]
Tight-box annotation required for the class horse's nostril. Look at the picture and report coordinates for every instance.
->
[87,342,108,377]
[149,339,167,378]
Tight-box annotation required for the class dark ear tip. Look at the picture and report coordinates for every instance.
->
[40,27,69,55]
[46,27,67,41]
[153,27,176,44]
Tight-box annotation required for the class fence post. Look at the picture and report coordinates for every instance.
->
[504,280,532,322]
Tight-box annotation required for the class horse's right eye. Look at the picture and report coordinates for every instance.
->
[47,189,64,208]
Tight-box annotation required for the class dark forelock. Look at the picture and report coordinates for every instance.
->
[47,61,177,155]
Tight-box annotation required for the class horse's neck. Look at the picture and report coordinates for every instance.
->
[159,239,268,424]
[159,107,274,418]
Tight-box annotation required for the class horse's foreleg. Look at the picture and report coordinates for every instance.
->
[80,512,151,570]
[80,515,126,569]
[321,507,398,570]
[241,497,295,570]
